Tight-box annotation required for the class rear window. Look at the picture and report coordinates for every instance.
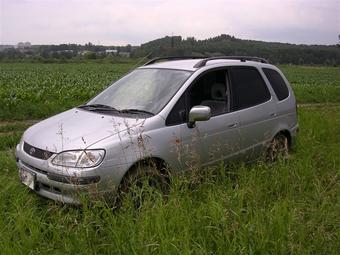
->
[229,67,271,110]
[262,68,289,101]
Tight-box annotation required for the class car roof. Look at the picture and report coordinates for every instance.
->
[138,58,274,72]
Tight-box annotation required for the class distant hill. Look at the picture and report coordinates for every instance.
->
[1,34,339,65]
[132,34,340,65]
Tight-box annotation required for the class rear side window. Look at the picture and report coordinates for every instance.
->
[229,67,271,110]
[262,68,289,101]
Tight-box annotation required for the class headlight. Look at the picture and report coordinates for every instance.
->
[51,149,105,168]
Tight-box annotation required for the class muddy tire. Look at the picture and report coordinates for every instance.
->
[267,133,289,162]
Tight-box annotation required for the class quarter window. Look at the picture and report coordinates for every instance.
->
[262,68,289,101]
[229,67,270,110]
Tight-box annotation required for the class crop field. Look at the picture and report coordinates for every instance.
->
[281,65,340,104]
[0,62,339,254]
[0,63,339,121]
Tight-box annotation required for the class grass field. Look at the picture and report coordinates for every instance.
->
[0,62,339,254]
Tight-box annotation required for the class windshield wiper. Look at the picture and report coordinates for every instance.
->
[119,109,155,116]
[78,104,119,111]
[79,104,154,116]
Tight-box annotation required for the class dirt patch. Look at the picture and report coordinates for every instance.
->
[298,103,340,108]
[0,131,18,136]
[0,119,39,127]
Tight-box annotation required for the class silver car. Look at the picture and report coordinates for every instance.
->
[15,56,299,204]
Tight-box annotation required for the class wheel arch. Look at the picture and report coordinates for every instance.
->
[130,156,169,172]
[120,156,170,184]
[275,129,292,148]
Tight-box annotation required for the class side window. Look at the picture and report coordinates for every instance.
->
[187,69,229,116]
[165,95,186,126]
[166,69,229,126]
[262,68,289,101]
[229,67,271,110]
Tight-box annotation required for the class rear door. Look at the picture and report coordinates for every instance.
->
[262,67,297,129]
[228,66,276,160]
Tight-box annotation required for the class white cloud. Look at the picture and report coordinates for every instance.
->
[0,0,339,45]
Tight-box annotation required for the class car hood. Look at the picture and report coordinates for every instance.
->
[23,108,146,153]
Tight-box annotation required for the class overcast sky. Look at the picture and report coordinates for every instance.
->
[0,0,339,45]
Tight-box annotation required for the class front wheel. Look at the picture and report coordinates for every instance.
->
[118,163,169,209]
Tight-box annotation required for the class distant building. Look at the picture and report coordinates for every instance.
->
[56,50,74,53]
[79,50,93,55]
[105,49,118,54]
[118,51,130,57]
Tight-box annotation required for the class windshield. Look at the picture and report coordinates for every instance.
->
[87,68,192,115]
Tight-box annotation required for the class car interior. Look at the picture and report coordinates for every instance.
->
[188,70,230,116]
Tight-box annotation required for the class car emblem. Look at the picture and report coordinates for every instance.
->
[29,147,36,155]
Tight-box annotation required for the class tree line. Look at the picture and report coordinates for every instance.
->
[133,34,340,66]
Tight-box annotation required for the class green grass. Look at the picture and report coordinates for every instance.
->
[0,107,339,254]
[0,122,36,150]
[0,63,339,254]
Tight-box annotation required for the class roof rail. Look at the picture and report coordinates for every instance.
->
[144,56,205,66]
[193,56,269,68]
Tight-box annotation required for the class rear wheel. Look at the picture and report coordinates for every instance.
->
[267,133,289,162]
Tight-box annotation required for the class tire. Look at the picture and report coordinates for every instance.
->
[118,162,169,208]
[267,133,289,162]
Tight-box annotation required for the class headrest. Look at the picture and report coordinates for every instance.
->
[211,83,226,100]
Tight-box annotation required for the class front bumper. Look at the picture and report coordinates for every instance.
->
[17,159,99,205]
[15,143,124,205]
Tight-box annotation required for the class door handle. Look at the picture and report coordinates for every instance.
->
[270,112,277,117]
[228,122,239,128]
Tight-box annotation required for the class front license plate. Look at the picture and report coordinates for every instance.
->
[19,168,36,190]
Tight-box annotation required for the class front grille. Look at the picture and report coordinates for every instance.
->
[23,142,53,160]
[38,182,62,193]
[47,173,100,185]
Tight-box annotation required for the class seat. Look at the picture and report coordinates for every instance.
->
[201,83,227,116]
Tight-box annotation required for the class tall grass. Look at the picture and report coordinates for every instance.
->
[0,107,339,254]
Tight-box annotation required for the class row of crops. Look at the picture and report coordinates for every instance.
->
[0,62,134,120]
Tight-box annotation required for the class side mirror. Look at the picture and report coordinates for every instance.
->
[188,105,211,128]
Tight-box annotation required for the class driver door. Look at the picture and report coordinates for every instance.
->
[167,68,243,169]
